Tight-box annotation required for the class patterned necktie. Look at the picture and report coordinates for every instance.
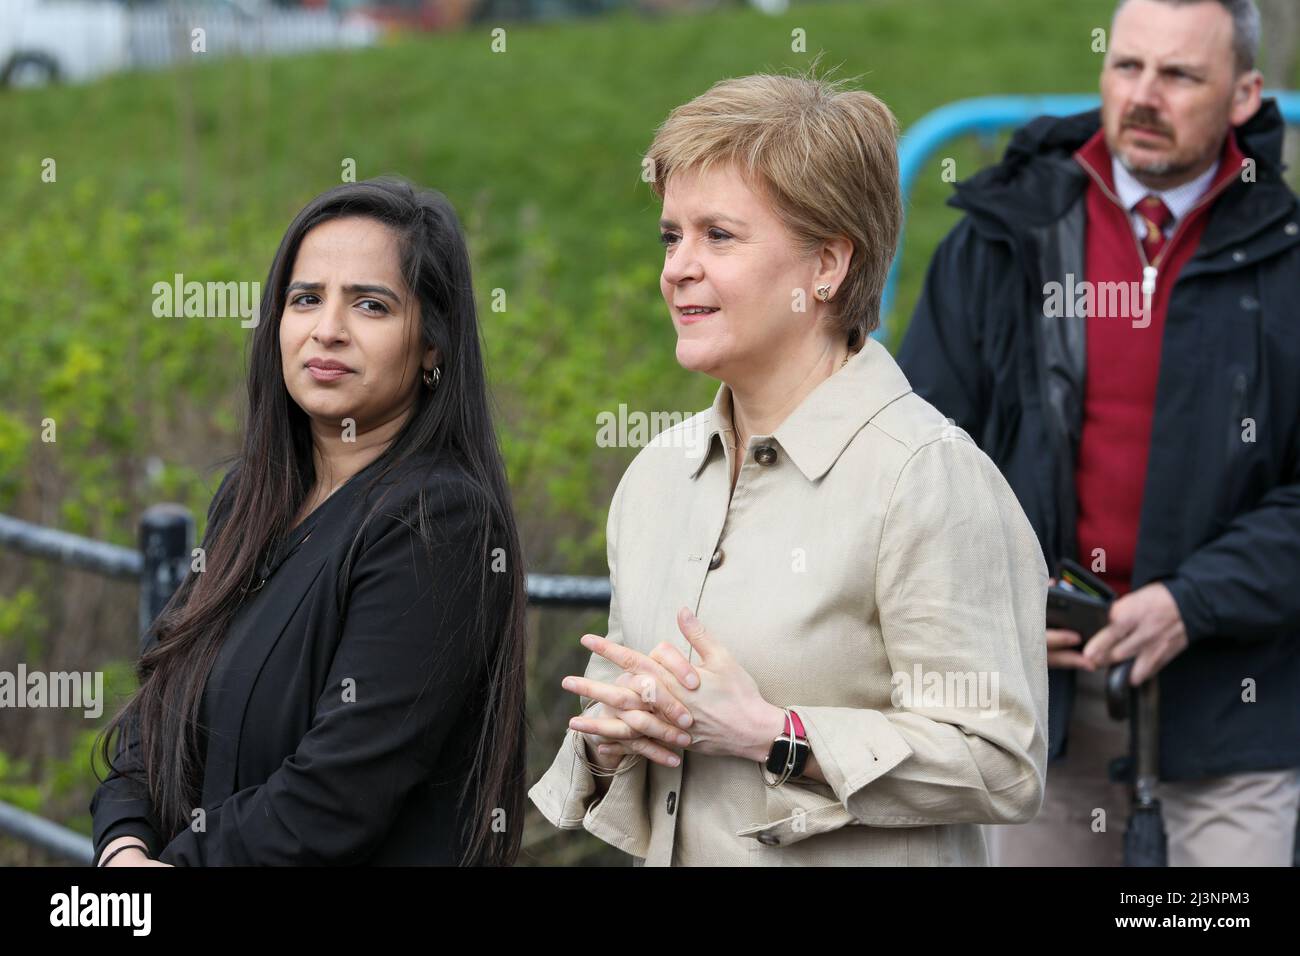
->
[1136,194,1174,263]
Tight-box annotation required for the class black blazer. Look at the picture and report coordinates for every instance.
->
[91,453,502,865]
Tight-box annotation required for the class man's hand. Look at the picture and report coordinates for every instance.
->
[1046,578,1095,670]
[1083,581,1188,684]
[1048,627,1096,670]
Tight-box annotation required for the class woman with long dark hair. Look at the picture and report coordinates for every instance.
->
[90,177,528,866]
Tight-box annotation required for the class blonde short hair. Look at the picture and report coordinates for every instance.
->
[646,71,902,343]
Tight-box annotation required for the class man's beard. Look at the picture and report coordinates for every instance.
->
[1113,105,1198,180]
[1115,148,1191,179]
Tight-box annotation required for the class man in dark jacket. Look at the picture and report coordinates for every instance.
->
[899,0,1300,865]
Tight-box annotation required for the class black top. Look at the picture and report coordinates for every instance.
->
[90,453,503,864]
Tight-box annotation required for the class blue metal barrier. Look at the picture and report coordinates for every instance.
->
[880,91,1300,340]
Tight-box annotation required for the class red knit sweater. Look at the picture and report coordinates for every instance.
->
[1071,129,1244,594]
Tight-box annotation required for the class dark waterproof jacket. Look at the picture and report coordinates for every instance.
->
[898,101,1300,781]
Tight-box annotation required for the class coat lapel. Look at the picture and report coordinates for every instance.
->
[199,476,373,806]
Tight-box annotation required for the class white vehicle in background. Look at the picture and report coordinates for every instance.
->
[0,0,379,89]
[0,0,129,86]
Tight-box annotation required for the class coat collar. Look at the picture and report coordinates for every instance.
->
[683,337,913,483]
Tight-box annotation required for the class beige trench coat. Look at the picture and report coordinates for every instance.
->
[529,338,1049,865]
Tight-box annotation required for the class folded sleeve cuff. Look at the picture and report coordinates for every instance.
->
[528,727,650,858]
[737,705,915,848]
[736,777,857,847]
[1162,574,1216,643]
[790,705,914,817]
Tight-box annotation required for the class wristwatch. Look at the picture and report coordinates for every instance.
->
[764,709,810,778]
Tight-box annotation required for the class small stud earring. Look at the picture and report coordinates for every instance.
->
[816,284,832,301]
[423,367,441,389]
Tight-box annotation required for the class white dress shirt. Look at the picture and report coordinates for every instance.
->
[1112,155,1219,241]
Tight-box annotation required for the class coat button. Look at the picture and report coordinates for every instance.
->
[666,791,677,815]
[754,444,778,466]
[1232,249,1247,263]
[757,830,780,846]
[1286,222,1299,236]
[1240,295,1259,311]
[708,548,724,570]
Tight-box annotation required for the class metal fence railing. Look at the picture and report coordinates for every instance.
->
[0,503,610,865]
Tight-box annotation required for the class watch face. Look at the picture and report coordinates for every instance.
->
[765,738,810,776]
[766,738,793,775]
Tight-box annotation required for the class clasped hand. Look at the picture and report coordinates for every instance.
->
[561,607,782,768]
